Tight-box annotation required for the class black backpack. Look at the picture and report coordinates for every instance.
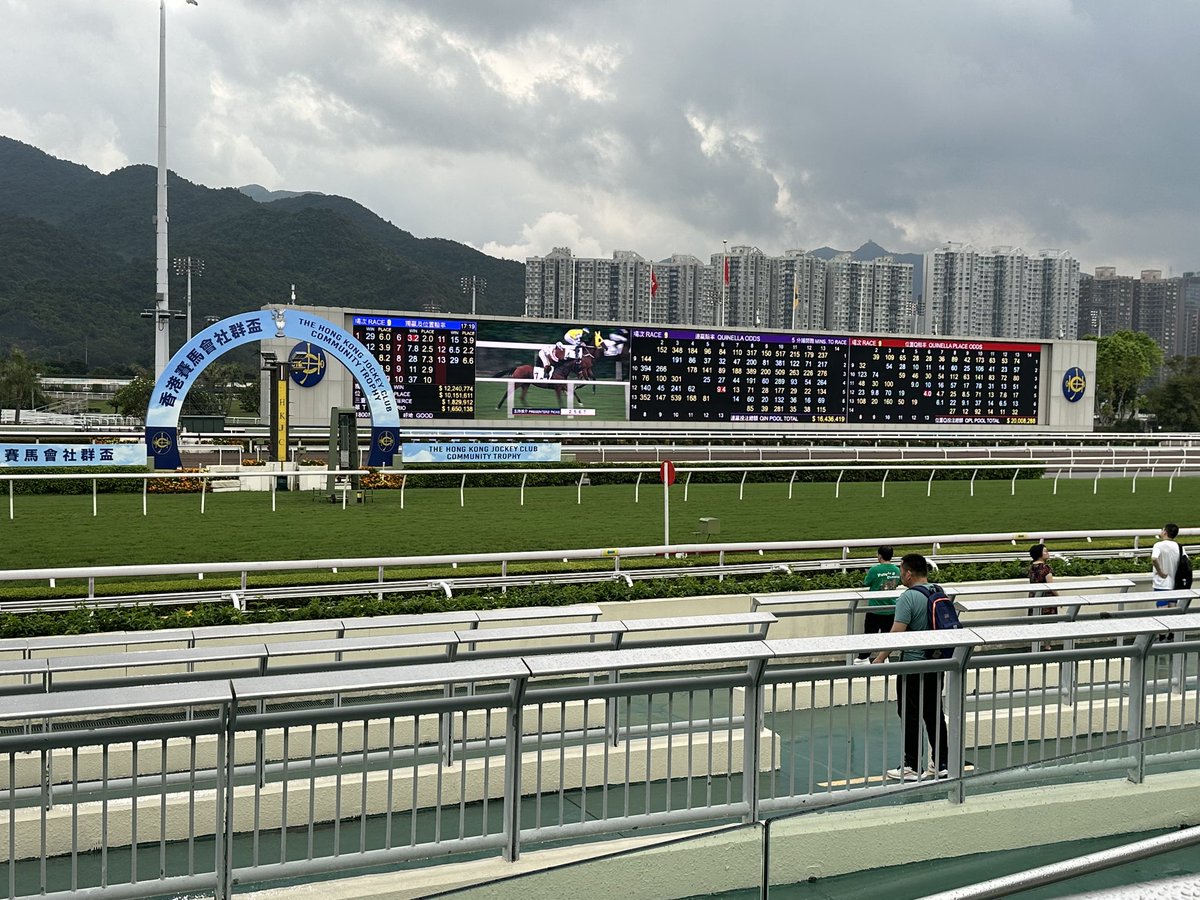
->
[1174,543,1193,590]
[913,583,962,660]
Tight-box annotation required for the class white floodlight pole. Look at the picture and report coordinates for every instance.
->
[153,0,197,377]
[154,0,171,378]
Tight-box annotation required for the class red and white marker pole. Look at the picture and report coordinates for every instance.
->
[660,460,676,547]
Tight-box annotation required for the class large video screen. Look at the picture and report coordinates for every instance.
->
[347,314,1043,426]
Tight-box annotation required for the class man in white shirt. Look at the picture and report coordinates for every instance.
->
[1151,523,1181,607]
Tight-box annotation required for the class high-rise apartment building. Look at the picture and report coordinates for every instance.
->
[1180,273,1200,358]
[609,251,652,322]
[922,243,1079,340]
[772,251,827,330]
[525,246,910,336]
[1135,270,1183,358]
[525,249,659,323]
[1077,266,1136,339]
[659,255,707,326]
[1031,249,1080,340]
[710,246,772,328]
[824,254,914,334]
[524,247,576,319]
[922,242,979,336]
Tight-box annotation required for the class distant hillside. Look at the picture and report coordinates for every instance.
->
[812,241,925,298]
[239,184,323,203]
[0,137,525,373]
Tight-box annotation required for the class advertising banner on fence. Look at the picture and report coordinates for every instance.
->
[0,444,147,467]
[401,442,562,463]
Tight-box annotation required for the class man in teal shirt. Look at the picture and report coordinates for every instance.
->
[871,553,950,781]
[856,546,901,663]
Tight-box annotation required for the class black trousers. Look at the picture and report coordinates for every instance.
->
[857,611,894,659]
[895,671,949,771]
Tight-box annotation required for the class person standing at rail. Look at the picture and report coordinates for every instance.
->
[1028,542,1058,651]
[871,553,950,781]
[855,546,900,664]
[1028,543,1058,616]
[1151,523,1181,607]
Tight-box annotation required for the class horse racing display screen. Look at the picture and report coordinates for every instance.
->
[341,312,1047,426]
[351,316,476,419]
[628,329,1041,425]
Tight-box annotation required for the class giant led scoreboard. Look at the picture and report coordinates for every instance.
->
[628,329,1041,425]
[274,309,1091,431]
[351,316,476,419]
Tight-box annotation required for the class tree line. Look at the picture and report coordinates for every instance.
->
[0,348,258,421]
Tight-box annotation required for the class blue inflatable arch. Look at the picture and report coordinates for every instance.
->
[144,308,400,469]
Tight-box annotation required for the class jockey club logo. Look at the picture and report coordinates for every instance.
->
[150,431,174,455]
[288,342,327,387]
[375,430,397,454]
[1061,367,1087,403]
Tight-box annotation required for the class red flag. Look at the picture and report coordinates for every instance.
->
[650,270,658,296]
[723,256,730,285]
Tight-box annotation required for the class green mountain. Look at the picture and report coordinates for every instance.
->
[0,137,525,374]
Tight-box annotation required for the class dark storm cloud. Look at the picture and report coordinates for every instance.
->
[2,0,1198,272]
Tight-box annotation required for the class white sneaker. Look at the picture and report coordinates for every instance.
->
[886,766,921,782]
[851,657,871,666]
[925,761,974,778]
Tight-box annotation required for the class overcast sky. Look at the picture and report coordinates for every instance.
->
[2,0,1198,275]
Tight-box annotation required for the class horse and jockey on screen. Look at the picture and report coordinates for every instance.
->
[537,327,602,381]
[494,327,628,410]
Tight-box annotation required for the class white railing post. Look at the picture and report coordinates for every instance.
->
[1125,635,1153,784]
[742,659,767,823]
[502,676,527,862]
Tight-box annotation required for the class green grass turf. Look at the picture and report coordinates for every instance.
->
[0,476,1192,571]
[474,381,627,419]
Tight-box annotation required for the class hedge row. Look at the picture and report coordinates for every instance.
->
[2,466,149,495]
[1,466,209,494]
[0,555,1138,639]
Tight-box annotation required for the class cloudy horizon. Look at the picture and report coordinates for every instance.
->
[2,0,1198,276]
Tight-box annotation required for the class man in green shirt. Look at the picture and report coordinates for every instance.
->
[856,546,901,663]
[871,552,950,781]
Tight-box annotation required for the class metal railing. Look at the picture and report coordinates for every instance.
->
[924,824,1200,899]
[0,526,1194,610]
[2,613,1198,900]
